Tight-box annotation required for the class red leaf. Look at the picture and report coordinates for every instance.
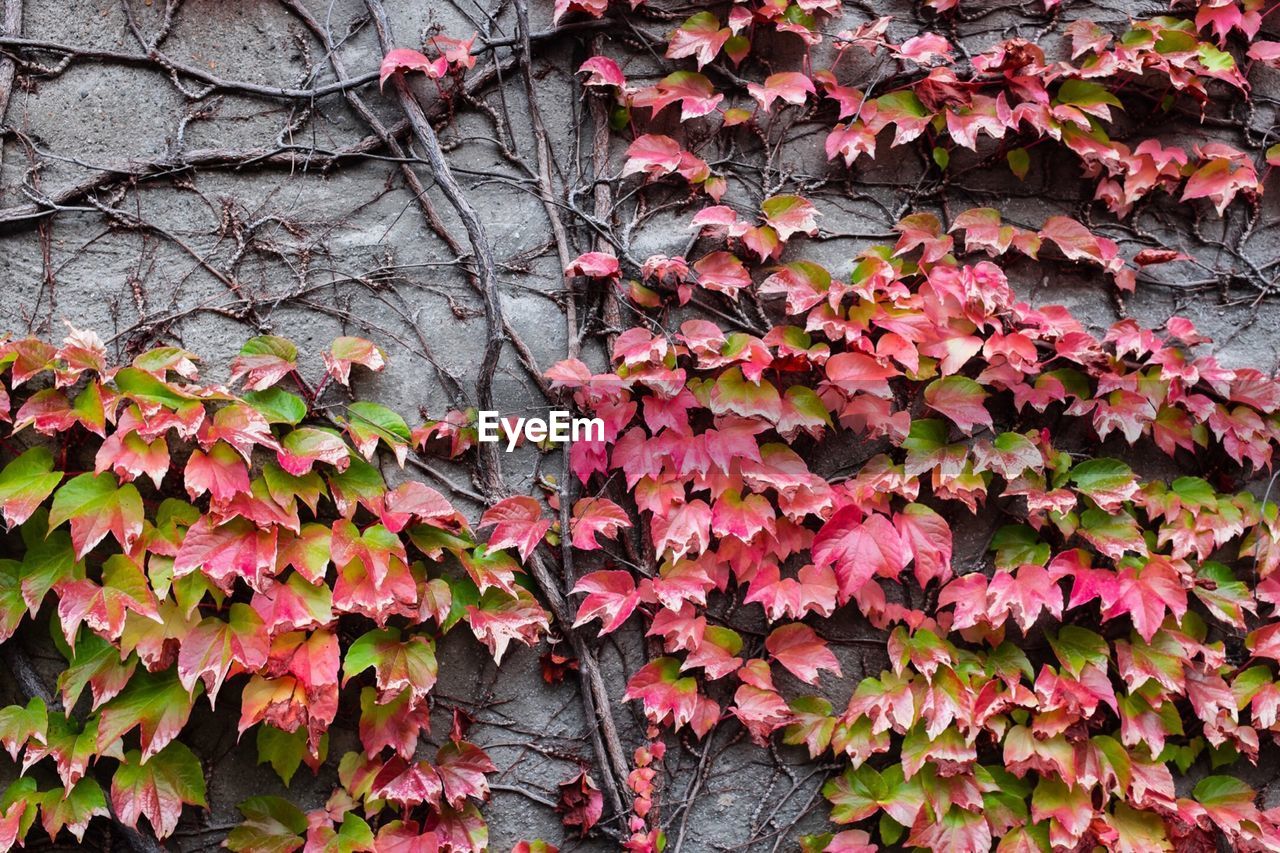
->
[479,496,551,562]
[623,134,683,178]
[565,252,621,279]
[923,376,991,433]
[812,507,907,597]
[435,740,495,808]
[894,503,953,587]
[623,657,699,728]
[578,56,625,87]
[765,623,842,684]
[571,570,649,634]
[569,498,631,550]
[323,336,387,387]
[184,442,250,502]
[380,48,447,89]
[557,770,603,836]
[987,564,1064,633]
[173,516,279,593]
[747,72,815,112]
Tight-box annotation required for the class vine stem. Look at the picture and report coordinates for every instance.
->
[362,0,633,818]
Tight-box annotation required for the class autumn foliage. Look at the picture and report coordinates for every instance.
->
[1,0,1280,851]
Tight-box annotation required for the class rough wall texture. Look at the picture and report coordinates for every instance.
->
[0,0,1278,851]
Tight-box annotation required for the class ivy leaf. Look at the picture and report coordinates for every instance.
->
[39,777,108,843]
[987,563,1064,633]
[96,670,195,761]
[177,603,271,705]
[342,402,411,465]
[666,11,731,69]
[111,742,207,839]
[0,560,27,643]
[173,516,279,593]
[323,336,386,387]
[0,696,47,762]
[184,441,251,502]
[54,553,160,646]
[823,764,922,827]
[923,376,991,433]
[557,770,603,836]
[1191,776,1260,835]
[57,630,137,711]
[622,134,683,178]
[747,71,815,111]
[645,70,723,120]
[256,724,325,787]
[569,498,631,550]
[765,623,842,684]
[0,447,62,528]
[571,570,649,634]
[894,503,953,587]
[1007,147,1030,179]
[623,657,699,729]
[435,740,495,808]
[813,507,908,597]
[229,335,298,391]
[0,778,38,849]
[48,472,144,558]
[1069,458,1138,509]
[358,687,430,760]
[479,496,551,562]
[1031,778,1093,848]
[278,428,351,476]
[226,796,307,853]
[343,628,438,703]
[761,195,820,241]
[466,588,548,664]
[243,387,308,425]
[1105,803,1173,852]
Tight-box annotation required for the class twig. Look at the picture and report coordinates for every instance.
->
[513,0,579,358]
[365,0,509,500]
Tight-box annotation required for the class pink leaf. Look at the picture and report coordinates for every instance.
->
[765,623,841,684]
[380,48,447,89]
[479,496,551,562]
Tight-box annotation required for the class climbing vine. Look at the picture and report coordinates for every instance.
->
[0,0,1279,851]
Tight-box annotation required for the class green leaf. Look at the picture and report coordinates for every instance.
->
[227,796,307,853]
[256,725,325,787]
[1069,458,1133,499]
[0,447,63,527]
[1171,476,1216,508]
[932,146,950,170]
[343,402,411,457]
[113,367,204,413]
[240,335,298,363]
[48,472,145,558]
[875,90,928,118]
[57,630,138,711]
[0,696,47,758]
[1007,147,1030,180]
[39,777,108,842]
[244,388,308,425]
[1049,626,1108,678]
[991,525,1049,568]
[0,559,26,641]
[0,776,39,840]
[1055,79,1122,110]
[19,510,80,610]
[111,742,207,839]
[1193,774,1254,806]
[1197,43,1236,74]
[96,670,196,761]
